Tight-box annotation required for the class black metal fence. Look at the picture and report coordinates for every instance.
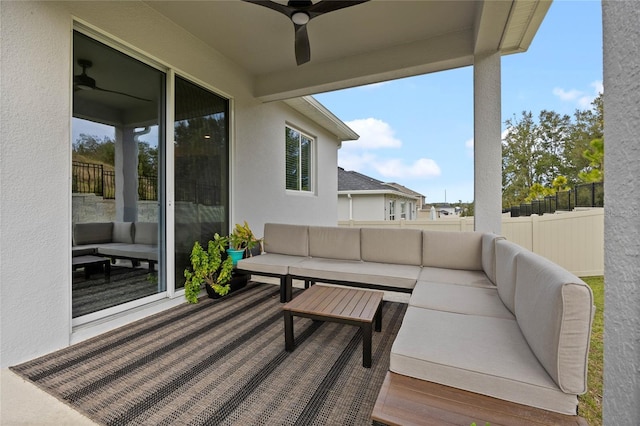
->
[72,161,157,201]
[507,181,604,217]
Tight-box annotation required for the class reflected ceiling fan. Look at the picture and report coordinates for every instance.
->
[74,59,152,102]
[243,0,370,65]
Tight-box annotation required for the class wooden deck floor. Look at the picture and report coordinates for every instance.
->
[372,372,588,426]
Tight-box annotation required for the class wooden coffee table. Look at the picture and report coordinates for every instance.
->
[282,284,384,368]
[72,255,111,280]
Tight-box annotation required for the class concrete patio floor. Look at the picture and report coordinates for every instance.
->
[1,368,97,425]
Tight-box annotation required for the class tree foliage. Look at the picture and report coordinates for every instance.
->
[73,132,158,177]
[502,93,603,208]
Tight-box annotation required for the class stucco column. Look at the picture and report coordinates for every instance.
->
[473,52,502,233]
[114,127,139,222]
[602,2,640,424]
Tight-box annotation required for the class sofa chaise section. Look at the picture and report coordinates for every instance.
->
[73,221,158,270]
[391,235,594,415]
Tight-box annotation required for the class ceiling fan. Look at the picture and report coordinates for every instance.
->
[243,0,370,65]
[74,59,152,102]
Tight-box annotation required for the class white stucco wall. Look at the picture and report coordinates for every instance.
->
[602,2,640,424]
[0,1,341,367]
[338,195,385,221]
[234,101,340,236]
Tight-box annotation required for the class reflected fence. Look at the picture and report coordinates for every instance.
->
[507,182,603,217]
[72,161,156,201]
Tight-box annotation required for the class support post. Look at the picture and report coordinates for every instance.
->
[473,52,502,234]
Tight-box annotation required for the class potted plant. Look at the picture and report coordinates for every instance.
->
[227,221,262,266]
[184,233,234,303]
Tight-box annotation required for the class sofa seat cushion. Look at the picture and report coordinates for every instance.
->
[289,258,419,290]
[390,307,578,415]
[418,267,494,288]
[410,281,515,320]
[97,244,157,261]
[236,253,307,276]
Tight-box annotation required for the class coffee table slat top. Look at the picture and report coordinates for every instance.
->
[283,285,383,323]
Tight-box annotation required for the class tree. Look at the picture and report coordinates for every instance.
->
[502,112,539,208]
[73,133,115,165]
[579,138,604,182]
[502,94,604,208]
[567,93,603,184]
[535,110,572,186]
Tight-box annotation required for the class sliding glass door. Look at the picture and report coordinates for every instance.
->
[71,30,165,319]
[173,77,230,289]
[71,29,230,320]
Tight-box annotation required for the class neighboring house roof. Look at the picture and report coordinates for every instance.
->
[284,96,359,142]
[338,168,423,199]
[385,182,424,199]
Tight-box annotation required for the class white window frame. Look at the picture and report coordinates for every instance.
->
[285,125,315,193]
[389,199,396,220]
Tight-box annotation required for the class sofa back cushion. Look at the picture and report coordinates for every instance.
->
[515,250,594,394]
[495,239,525,314]
[134,222,158,245]
[361,228,422,266]
[112,222,134,244]
[309,226,360,260]
[264,223,309,256]
[73,222,113,246]
[481,233,505,284]
[422,231,483,270]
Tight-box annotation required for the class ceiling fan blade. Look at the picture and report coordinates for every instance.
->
[242,0,291,17]
[94,86,153,102]
[294,24,311,65]
[308,0,369,17]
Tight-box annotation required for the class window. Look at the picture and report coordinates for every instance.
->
[285,126,313,192]
[389,200,396,220]
[400,201,407,219]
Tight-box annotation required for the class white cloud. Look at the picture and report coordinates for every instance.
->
[373,158,441,179]
[591,80,604,94]
[552,87,582,102]
[344,118,402,150]
[553,81,603,109]
[465,138,474,158]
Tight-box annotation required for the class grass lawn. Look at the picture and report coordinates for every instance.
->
[578,276,603,425]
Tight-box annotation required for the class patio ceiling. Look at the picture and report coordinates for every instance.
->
[145,0,551,101]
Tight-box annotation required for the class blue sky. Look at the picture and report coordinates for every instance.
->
[315,0,603,203]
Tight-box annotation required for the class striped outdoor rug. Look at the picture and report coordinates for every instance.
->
[11,282,407,426]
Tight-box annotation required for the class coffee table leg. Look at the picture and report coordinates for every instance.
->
[104,261,111,281]
[362,323,372,368]
[375,302,383,332]
[284,311,295,352]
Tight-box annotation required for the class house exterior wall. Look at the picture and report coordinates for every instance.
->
[602,2,640,424]
[0,1,340,367]
[337,194,385,221]
[235,102,340,236]
[338,194,420,221]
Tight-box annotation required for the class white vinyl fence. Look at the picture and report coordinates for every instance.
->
[338,208,604,277]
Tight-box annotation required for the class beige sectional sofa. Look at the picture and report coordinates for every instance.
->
[237,223,594,416]
[72,221,158,270]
